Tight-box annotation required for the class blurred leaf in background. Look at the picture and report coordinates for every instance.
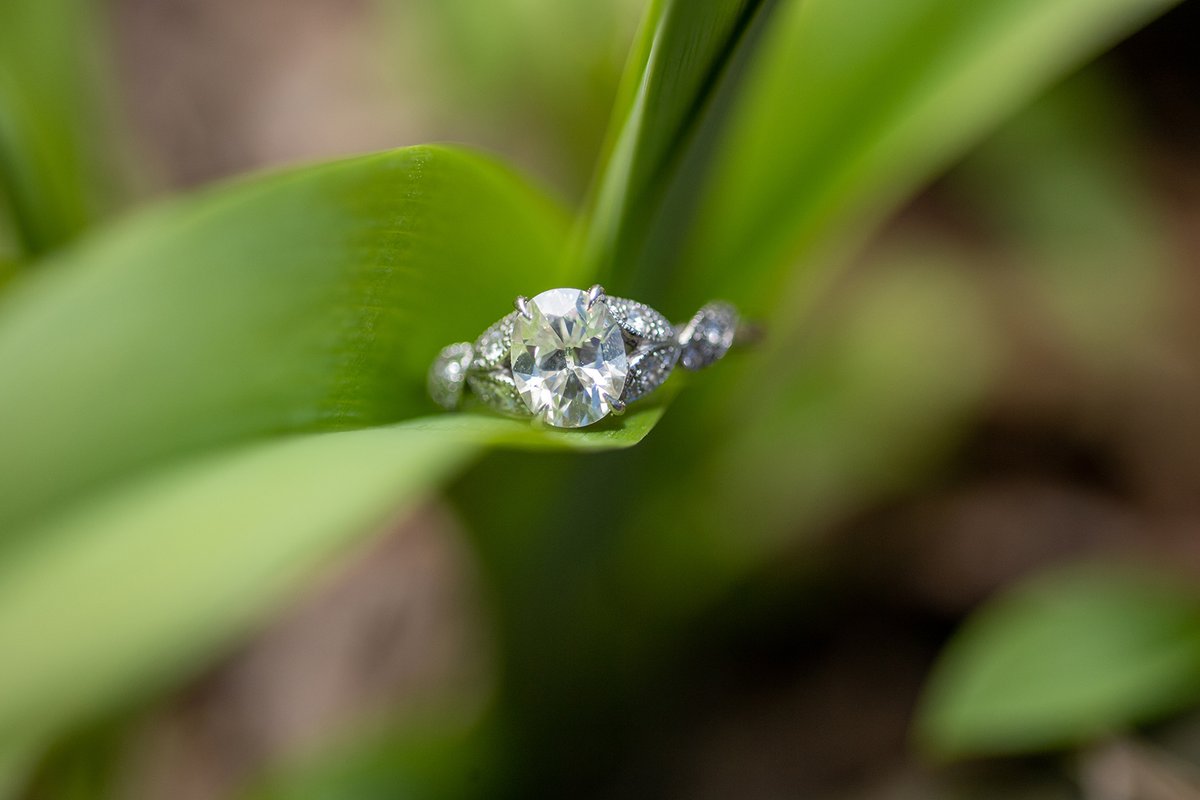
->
[918,563,1200,759]
[377,0,644,200]
[677,0,1179,314]
[581,0,1181,632]
[681,62,1174,582]
[0,0,129,260]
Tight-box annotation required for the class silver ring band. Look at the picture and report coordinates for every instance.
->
[428,285,752,429]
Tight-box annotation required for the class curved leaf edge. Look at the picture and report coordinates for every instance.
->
[915,561,1200,761]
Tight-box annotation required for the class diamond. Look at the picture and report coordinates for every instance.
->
[510,288,628,428]
[466,370,525,416]
[472,312,516,371]
[606,297,675,344]
[678,302,738,371]
[606,296,678,403]
[623,343,679,403]
[427,342,474,410]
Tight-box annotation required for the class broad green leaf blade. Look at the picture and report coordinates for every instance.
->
[416,384,676,451]
[674,0,1179,312]
[916,564,1200,760]
[575,0,761,281]
[0,0,124,256]
[0,257,16,293]
[0,145,568,536]
[0,423,475,754]
[0,743,34,800]
[0,404,664,760]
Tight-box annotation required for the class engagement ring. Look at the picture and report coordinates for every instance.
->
[428,286,756,429]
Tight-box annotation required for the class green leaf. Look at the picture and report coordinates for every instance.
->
[0,145,569,536]
[414,385,676,451]
[670,68,1161,570]
[0,257,17,294]
[0,423,474,754]
[916,564,1200,759]
[0,0,124,256]
[0,398,668,758]
[0,742,34,800]
[670,0,1180,312]
[575,0,762,281]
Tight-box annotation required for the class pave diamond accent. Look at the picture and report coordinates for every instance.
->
[472,312,516,371]
[510,288,628,428]
[623,343,679,403]
[606,297,675,344]
[428,342,474,410]
[607,296,678,403]
[678,301,738,370]
[466,371,525,416]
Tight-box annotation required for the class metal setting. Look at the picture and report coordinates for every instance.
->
[428,287,753,428]
[513,295,532,320]
[585,284,606,309]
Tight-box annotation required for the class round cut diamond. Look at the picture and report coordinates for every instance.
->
[510,288,628,427]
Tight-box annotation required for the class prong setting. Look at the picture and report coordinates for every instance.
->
[609,397,627,416]
[586,284,606,309]
[514,295,532,320]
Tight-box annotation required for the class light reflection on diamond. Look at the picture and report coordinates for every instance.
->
[510,288,628,428]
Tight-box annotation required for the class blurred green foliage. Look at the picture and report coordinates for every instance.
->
[680,0,1178,314]
[0,0,1194,796]
[952,68,1170,364]
[380,0,642,197]
[0,0,124,258]
[918,563,1200,758]
[0,410,672,768]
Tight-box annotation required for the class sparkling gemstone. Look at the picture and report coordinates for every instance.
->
[510,288,628,428]
[472,312,516,371]
[606,296,679,403]
[427,342,474,410]
[623,343,679,403]
[679,301,738,371]
[466,370,525,416]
